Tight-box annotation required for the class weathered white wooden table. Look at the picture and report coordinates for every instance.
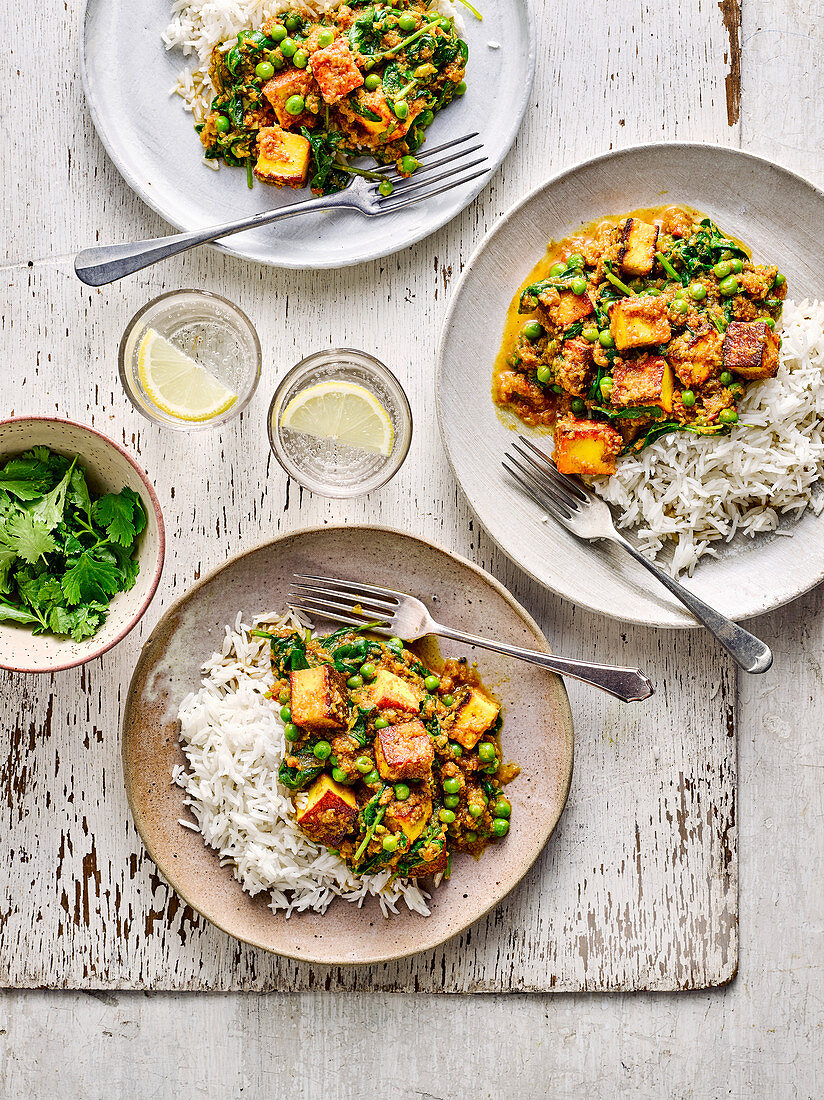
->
[1,0,822,1095]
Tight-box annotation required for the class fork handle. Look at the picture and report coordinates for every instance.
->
[431,623,654,703]
[612,534,773,674]
[74,194,346,286]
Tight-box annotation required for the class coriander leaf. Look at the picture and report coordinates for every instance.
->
[61,551,122,606]
[28,464,74,531]
[91,490,138,547]
[69,466,93,519]
[0,546,17,594]
[16,573,64,610]
[0,511,56,564]
[49,603,106,641]
[0,600,41,626]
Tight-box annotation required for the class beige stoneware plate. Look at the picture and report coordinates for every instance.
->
[437,143,824,627]
[122,525,574,964]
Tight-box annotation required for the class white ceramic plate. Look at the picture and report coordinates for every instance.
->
[81,0,534,269]
[437,143,824,627]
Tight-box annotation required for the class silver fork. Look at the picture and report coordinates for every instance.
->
[287,573,655,703]
[74,132,487,286]
[503,436,773,674]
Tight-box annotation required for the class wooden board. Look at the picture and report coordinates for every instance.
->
[0,0,742,992]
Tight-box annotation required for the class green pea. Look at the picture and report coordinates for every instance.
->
[284,723,300,742]
[688,282,707,301]
[393,100,409,120]
[681,389,696,408]
[280,706,292,722]
[478,741,496,763]
[332,767,348,783]
[388,636,404,649]
[316,27,335,47]
[400,155,418,174]
[278,689,290,705]
[293,48,309,68]
[465,831,478,843]
[328,754,338,767]
[398,12,417,31]
[672,298,689,315]
[382,834,399,852]
[365,769,381,785]
[441,694,454,707]
[313,740,332,760]
[483,758,499,773]
[269,24,287,43]
[599,330,615,348]
[439,809,456,824]
[394,783,410,801]
[280,37,297,58]
[719,275,739,297]
[571,276,588,296]
[713,261,732,279]
[522,320,545,341]
[347,674,363,690]
[492,797,511,819]
[536,365,552,385]
[491,818,510,838]
[284,92,304,114]
[567,253,585,268]
[760,316,776,330]
[444,794,460,809]
[719,408,738,425]
[571,397,586,415]
[550,383,564,394]
[214,114,231,133]
[468,803,483,819]
[454,81,466,95]
[450,742,463,757]
[582,324,600,342]
[364,73,381,92]
[255,60,275,80]
[730,258,744,274]
[773,273,786,288]
[356,756,373,774]
[729,383,744,399]
[424,674,441,693]
[599,377,614,400]
[549,262,567,277]
[443,776,461,795]
[360,662,376,681]
[284,13,302,31]
[419,109,435,127]
[374,716,390,730]
[378,179,394,197]
[719,371,733,386]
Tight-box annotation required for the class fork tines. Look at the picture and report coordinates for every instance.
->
[374,132,489,212]
[502,436,590,522]
[287,573,397,631]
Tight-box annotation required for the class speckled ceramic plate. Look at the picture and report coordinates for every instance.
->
[122,525,573,963]
[80,0,534,269]
[437,143,824,627]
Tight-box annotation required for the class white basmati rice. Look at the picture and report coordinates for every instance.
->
[592,299,824,577]
[175,609,432,918]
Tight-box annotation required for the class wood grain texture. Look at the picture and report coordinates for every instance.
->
[0,0,743,995]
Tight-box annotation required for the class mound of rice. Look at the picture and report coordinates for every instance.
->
[593,299,824,577]
[175,610,432,918]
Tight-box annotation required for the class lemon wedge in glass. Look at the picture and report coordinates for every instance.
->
[136,328,238,422]
[280,381,394,456]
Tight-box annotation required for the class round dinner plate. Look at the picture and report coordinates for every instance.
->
[437,143,824,627]
[122,525,573,963]
[81,0,534,269]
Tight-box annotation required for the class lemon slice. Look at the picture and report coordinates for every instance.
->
[280,381,394,456]
[136,328,238,421]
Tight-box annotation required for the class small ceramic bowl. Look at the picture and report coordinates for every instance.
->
[0,417,165,673]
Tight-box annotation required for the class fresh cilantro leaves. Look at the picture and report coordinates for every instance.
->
[0,448,146,641]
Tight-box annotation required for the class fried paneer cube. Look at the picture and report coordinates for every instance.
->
[449,688,500,750]
[364,669,420,714]
[403,843,449,878]
[555,338,594,397]
[289,665,349,730]
[296,774,358,846]
[612,354,674,414]
[667,327,723,389]
[310,38,364,103]
[618,218,659,277]
[722,321,780,380]
[552,415,623,477]
[385,791,432,844]
[610,296,671,351]
[254,127,310,188]
[374,720,434,782]
[262,70,315,129]
[551,292,594,328]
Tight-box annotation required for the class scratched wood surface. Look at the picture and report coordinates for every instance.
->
[0,0,754,994]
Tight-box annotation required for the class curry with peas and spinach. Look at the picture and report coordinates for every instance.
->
[253,623,515,878]
[493,205,788,477]
[197,2,467,196]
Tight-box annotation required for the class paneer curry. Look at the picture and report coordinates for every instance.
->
[256,624,516,878]
[197,2,468,194]
[493,206,788,477]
